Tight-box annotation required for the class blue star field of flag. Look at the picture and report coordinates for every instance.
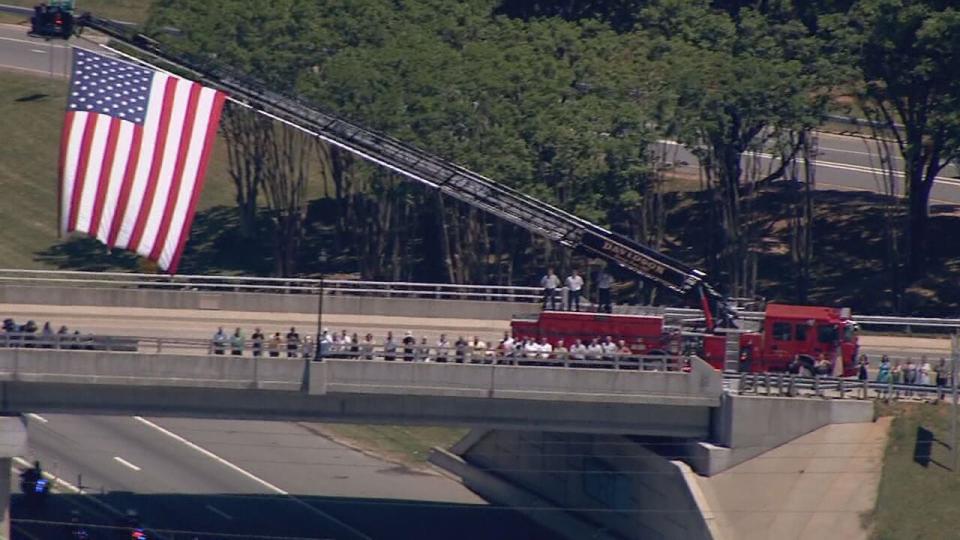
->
[68,49,154,124]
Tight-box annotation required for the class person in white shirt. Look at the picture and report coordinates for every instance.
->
[540,268,561,310]
[586,338,604,362]
[553,339,569,365]
[436,334,450,363]
[570,339,587,361]
[566,269,584,311]
[470,336,487,363]
[601,335,618,364]
[524,339,541,363]
[538,337,553,360]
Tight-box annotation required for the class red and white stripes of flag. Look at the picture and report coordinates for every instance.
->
[60,48,226,273]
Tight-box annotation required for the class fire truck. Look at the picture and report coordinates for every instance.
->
[53,12,858,375]
[512,304,859,376]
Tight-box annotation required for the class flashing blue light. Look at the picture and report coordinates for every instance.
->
[34,478,48,493]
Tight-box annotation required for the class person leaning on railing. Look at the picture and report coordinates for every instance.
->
[211,327,227,355]
[230,328,245,356]
[251,328,264,357]
[268,332,282,358]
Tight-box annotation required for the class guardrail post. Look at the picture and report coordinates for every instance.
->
[814,375,821,397]
[777,373,784,396]
[788,374,796,397]
[887,376,893,402]
[156,338,162,354]
[764,373,771,396]
[838,377,845,399]
[738,373,745,395]
[862,378,869,400]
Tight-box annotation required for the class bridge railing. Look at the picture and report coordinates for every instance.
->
[0,331,692,371]
[726,371,951,401]
[3,268,960,332]
[0,268,541,302]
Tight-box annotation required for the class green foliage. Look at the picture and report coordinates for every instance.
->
[833,0,960,280]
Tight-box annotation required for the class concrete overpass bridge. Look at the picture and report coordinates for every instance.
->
[0,345,875,540]
[0,349,720,437]
[0,272,891,540]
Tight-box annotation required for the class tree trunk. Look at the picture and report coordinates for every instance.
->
[907,177,933,280]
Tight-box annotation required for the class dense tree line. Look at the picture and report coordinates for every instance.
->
[147,0,960,310]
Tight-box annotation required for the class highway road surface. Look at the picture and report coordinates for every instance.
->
[12,414,552,540]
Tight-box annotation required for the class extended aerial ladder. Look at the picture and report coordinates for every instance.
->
[67,13,736,328]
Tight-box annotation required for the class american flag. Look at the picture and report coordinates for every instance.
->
[60,48,226,273]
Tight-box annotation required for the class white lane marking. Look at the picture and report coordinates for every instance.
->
[133,416,285,492]
[0,35,66,47]
[13,456,81,492]
[134,416,372,540]
[26,413,48,423]
[205,504,233,520]
[656,139,960,187]
[818,145,900,159]
[29,48,46,54]
[816,181,956,205]
[112,456,141,471]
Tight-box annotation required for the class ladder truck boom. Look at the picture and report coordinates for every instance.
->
[74,13,733,326]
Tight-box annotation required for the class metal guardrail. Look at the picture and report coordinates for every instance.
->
[0,269,542,302]
[0,332,139,352]
[0,331,691,371]
[725,371,951,401]
[3,269,960,331]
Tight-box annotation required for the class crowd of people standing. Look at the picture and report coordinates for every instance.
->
[208,327,687,370]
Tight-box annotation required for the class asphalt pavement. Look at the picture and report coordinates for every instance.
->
[13,414,550,540]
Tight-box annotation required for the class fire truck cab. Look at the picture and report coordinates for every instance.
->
[728,304,859,376]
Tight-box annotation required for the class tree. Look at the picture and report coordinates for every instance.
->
[220,103,270,239]
[842,0,960,279]
[261,124,315,277]
[641,0,840,297]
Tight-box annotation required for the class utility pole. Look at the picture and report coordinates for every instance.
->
[952,333,959,472]
[314,250,327,361]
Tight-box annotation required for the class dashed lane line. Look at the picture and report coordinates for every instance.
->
[112,456,142,471]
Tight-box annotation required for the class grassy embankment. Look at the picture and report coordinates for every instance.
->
[0,69,466,463]
[869,401,960,539]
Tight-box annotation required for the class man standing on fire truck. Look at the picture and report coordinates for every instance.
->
[541,268,561,310]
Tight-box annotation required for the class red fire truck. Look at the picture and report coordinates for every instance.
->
[512,303,859,376]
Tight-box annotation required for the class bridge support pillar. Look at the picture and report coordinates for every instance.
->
[0,416,27,540]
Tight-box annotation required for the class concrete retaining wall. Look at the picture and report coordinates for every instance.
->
[690,394,875,475]
[0,349,304,389]
[311,356,722,406]
[447,430,712,540]
[0,284,538,321]
[0,350,715,435]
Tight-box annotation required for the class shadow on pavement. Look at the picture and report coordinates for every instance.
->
[12,490,557,540]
